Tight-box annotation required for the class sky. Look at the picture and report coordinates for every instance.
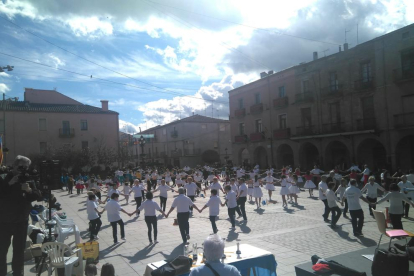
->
[0,0,413,133]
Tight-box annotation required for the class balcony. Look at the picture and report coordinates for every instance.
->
[59,128,75,138]
[320,85,344,99]
[171,130,178,138]
[250,132,265,142]
[171,149,182,157]
[159,152,167,158]
[394,112,414,128]
[273,97,289,109]
[184,148,201,156]
[235,135,248,143]
[393,68,414,84]
[235,108,246,118]
[322,122,346,134]
[354,79,375,91]
[356,118,376,130]
[250,103,263,114]
[273,128,290,139]
[296,125,315,136]
[295,91,314,103]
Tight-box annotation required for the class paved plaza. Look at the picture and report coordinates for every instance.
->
[10,186,414,276]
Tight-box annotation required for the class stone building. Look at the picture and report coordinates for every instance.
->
[0,88,119,165]
[229,24,414,171]
[138,114,232,167]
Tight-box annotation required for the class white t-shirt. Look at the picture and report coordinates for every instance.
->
[104,200,122,222]
[326,189,339,208]
[205,195,222,216]
[345,186,363,211]
[107,189,120,199]
[209,182,223,195]
[171,194,194,213]
[185,182,198,196]
[361,182,382,198]
[362,168,370,175]
[131,186,144,197]
[87,200,99,220]
[398,181,414,198]
[336,186,346,199]
[123,185,131,194]
[311,168,324,175]
[139,199,161,216]
[156,185,173,198]
[377,192,412,214]
[318,182,328,200]
[230,183,238,193]
[225,191,237,208]
[238,183,247,197]
[263,176,275,183]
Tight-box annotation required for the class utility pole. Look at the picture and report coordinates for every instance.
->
[356,23,359,45]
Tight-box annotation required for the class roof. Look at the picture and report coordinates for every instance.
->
[143,114,229,132]
[0,101,118,115]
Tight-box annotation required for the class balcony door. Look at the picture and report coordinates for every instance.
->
[301,108,312,128]
[329,102,341,123]
[361,96,375,129]
[62,121,70,135]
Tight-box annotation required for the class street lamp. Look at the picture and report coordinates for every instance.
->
[139,135,146,166]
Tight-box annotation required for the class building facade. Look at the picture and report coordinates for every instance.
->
[137,115,232,167]
[229,24,414,171]
[0,88,119,165]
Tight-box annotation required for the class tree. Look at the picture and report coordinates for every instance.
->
[96,138,117,168]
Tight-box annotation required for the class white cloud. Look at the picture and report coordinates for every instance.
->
[66,16,113,37]
[0,83,10,93]
[48,53,65,68]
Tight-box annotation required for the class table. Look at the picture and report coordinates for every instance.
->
[144,244,277,276]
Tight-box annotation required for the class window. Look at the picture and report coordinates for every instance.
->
[40,142,47,154]
[302,79,310,93]
[403,31,410,39]
[401,49,414,72]
[329,72,338,91]
[361,62,372,82]
[82,141,88,150]
[238,98,244,109]
[39,118,47,131]
[254,93,261,104]
[219,124,226,132]
[80,120,88,131]
[255,119,262,133]
[201,124,207,129]
[239,123,245,135]
[278,86,286,98]
[329,102,341,123]
[279,114,287,129]
[0,120,4,133]
[163,129,166,135]
[62,121,70,135]
[301,108,312,127]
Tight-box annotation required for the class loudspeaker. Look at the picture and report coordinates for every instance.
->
[39,160,62,190]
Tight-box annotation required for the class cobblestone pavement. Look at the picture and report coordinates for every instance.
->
[11,186,414,276]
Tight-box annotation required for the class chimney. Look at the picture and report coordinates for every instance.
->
[344,43,349,51]
[313,51,318,60]
[101,100,108,111]
[339,45,342,52]
[260,72,268,79]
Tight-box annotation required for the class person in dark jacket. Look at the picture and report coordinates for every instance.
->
[0,155,42,276]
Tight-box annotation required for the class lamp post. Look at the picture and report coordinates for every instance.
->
[139,135,146,166]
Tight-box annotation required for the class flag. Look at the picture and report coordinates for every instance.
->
[0,135,3,165]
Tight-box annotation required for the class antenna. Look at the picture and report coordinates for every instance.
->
[322,49,330,57]
[345,28,351,43]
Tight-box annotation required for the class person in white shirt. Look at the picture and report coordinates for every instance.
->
[373,184,414,229]
[123,182,132,204]
[319,176,331,223]
[199,189,223,234]
[347,164,361,172]
[165,188,200,245]
[235,179,248,221]
[131,191,166,245]
[153,180,176,212]
[206,178,225,196]
[311,165,325,184]
[262,172,277,201]
[359,164,370,185]
[222,185,238,230]
[104,184,122,202]
[326,182,343,228]
[406,170,414,184]
[129,180,147,217]
[99,193,133,244]
[87,194,103,240]
[341,179,370,236]
[184,177,199,213]
[335,179,348,217]
[397,175,414,217]
[361,176,386,216]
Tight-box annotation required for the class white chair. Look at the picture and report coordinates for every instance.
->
[372,210,408,249]
[53,215,81,245]
[41,242,80,276]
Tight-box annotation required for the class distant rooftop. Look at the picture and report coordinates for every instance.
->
[143,114,229,132]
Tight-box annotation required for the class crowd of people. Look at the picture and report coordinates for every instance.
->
[60,163,414,248]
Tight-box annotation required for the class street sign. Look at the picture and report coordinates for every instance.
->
[133,134,154,139]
